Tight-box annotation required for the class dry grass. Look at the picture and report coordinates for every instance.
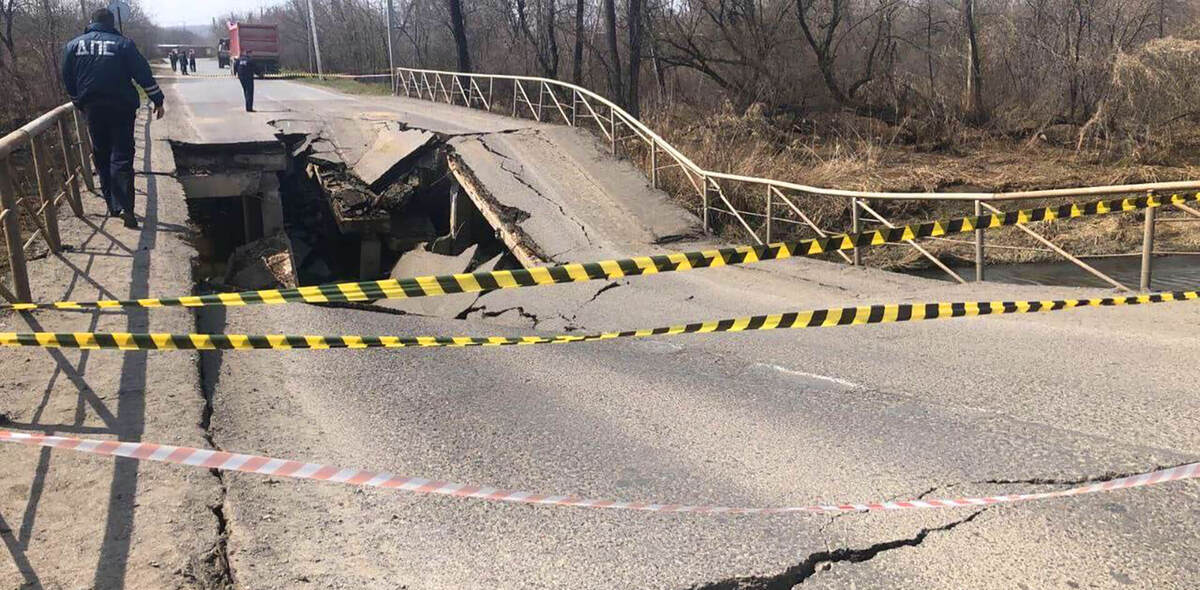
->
[636,101,1200,269]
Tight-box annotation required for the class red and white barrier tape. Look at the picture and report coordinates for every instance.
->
[2,429,1195,515]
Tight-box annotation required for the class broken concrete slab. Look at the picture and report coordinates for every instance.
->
[389,243,478,281]
[377,245,494,318]
[353,129,436,191]
[177,171,263,198]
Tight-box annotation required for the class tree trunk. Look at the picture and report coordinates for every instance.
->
[447,0,471,72]
[626,0,643,117]
[602,0,622,105]
[962,0,987,123]
[572,0,584,85]
[545,0,559,78]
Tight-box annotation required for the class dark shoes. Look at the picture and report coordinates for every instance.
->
[246,108,255,112]
[108,209,121,218]
[122,210,139,229]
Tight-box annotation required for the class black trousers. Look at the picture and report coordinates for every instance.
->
[240,76,255,111]
[84,105,138,215]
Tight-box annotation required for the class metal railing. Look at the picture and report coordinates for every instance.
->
[393,66,1200,291]
[0,103,93,303]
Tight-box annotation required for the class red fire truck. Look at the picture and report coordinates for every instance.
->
[227,22,280,77]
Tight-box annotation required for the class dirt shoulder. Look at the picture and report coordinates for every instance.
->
[0,104,225,588]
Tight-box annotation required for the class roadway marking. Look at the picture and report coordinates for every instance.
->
[751,363,861,389]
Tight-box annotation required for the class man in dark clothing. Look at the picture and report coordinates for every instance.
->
[61,8,165,229]
[169,49,178,72]
[188,50,197,73]
[235,52,256,112]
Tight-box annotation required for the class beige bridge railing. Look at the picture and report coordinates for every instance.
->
[392,67,1200,291]
[0,104,94,303]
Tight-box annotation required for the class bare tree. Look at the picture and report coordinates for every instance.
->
[961,0,986,122]
[447,0,471,71]
[572,0,585,84]
[602,0,623,104]
[626,0,643,115]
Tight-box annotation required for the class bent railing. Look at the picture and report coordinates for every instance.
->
[395,67,1199,291]
[0,103,93,303]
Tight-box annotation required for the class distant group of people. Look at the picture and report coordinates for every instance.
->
[168,48,196,75]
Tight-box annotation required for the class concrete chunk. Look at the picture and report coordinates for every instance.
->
[378,245,488,317]
[353,129,436,191]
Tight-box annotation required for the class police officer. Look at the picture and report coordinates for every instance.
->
[235,51,257,112]
[61,8,165,229]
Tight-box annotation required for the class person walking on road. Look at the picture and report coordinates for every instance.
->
[188,49,197,73]
[169,49,178,72]
[235,52,257,112]
[61,8,165,229]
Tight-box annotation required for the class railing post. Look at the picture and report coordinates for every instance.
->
[536,84,545,122]
[1140,192,1157,291]
[701,175,710,232]
[610,108,617,155]
[30,134,61,253]
[765,185,773,244]
[512,81,519,117]
[649,142,657,189]
[57,118,84,217]
[488,78,494,111]
[974,199,985,282]
[850,197,861,266]
[0,162,31,302]
[73,109,95,192]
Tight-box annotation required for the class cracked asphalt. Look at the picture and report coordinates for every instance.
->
[168,63,1200,588]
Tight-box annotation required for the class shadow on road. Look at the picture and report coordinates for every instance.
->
[0,111,160,589]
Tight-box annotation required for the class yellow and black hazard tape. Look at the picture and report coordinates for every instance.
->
[2,290,1195,351]
[3,192,1196,313]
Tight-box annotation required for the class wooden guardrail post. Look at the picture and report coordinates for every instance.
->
[850,198,861,266]
[57,118,84,217]
[72,109,95,192]
[0,162,31,301]
[974,199,985,282]
[29,134,61,253]
[701,175,709,232]
[1140,192,1157,291]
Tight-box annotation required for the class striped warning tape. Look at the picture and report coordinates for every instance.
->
[2,290,1195,351]
[3,192,1195,313]
[1,429,1194,514]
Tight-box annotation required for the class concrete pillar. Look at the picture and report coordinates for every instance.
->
[448,181,471,241]
[258,173,285,236]
[359,235,382,279]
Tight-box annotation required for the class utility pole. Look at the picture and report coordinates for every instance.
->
[386,0,396,90]
[306,0,325,79]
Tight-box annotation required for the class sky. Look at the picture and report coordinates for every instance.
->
[144,0,281,27]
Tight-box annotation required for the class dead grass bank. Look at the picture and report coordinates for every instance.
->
[639,103,1200,269]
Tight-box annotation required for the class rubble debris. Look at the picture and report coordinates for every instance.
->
[223,233,297,290]
[353,129,436,192]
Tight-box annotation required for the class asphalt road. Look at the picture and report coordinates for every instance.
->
[166,64,1200,589]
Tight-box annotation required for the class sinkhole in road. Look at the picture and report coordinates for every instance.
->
[172,132,520,293]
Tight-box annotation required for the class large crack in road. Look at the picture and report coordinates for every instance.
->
[691,510,989,589]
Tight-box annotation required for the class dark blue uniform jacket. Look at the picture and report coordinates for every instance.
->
[61,23,164,111]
